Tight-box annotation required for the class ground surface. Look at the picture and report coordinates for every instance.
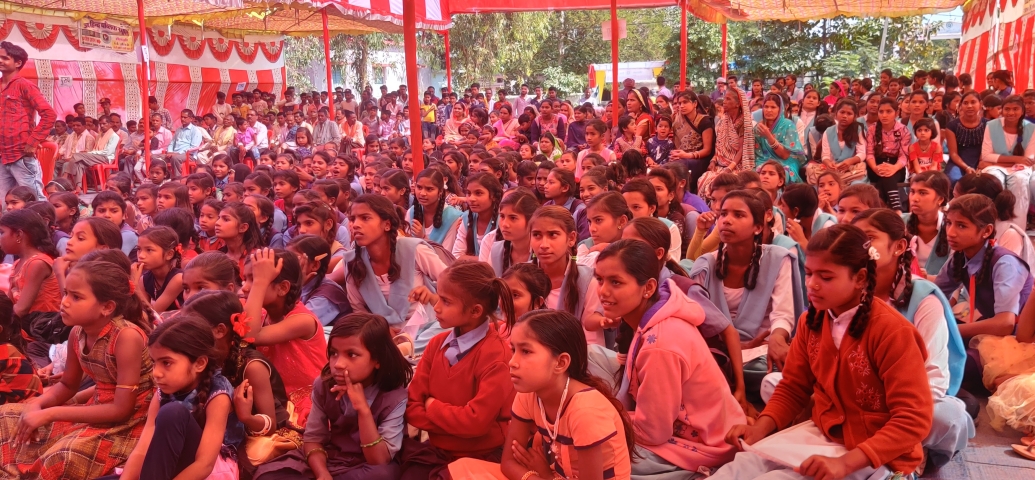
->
[929,401,1034,479]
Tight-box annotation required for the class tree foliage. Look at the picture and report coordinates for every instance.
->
[286,9,958,95]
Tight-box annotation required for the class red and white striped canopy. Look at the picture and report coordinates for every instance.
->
[958,0,1035,92]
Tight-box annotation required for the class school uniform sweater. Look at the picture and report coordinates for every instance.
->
[761,299,933,474]
[405,327,515,458]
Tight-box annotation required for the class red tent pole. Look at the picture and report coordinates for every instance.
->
[721,23,728,79]
[610,0,619,130]
[137,0,151,171]
[322,8,335,120]
[404,0,424,173]
[443,30,452,92]
[679,1,687,91]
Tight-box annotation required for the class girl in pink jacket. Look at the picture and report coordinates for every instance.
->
[594,239,747,476]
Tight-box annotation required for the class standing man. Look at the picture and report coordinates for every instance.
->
[99,97,114,120]
[656,76,672,99]
[618,78,636,102]
[531,86,544,109]
[513,84,531,114]
[0,42,55,202]
[340,89,358,114]
[149,95,173,130]
[211,91,233,123]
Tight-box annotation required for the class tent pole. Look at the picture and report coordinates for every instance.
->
[443,30,452,92]
[721,23,728,80]
[404,0,424,173]
[137,0,151,172]
[680,1,687,91]
[322,8,335,120]
[610,0,619,130]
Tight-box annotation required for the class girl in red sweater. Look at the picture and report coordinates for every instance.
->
[402,260,517,480]
[716,224,933,480]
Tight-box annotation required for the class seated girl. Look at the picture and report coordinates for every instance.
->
[288,235,351,327]
[407,169,463,248]
[779,183,836,248]
[446,310,634,480]
[403,261,516,480]
[576,191,631,267]
[452,172,502,259]
[689,191,803,402]
[905,171,951,278]
[979,94,1035,230]
[542,168,590,242]
[531,207,607,346]
[594,239,747,476]
[117,318,241,480]
[713,224,933,480]
[0,261,155,478]
[934,195,1032,387]
[622,178,682,261]
[255,313,411,480]
[346,195,449,354]
[480,188,537,277]
[686,172,742,260]
[835,184,884,225]
[852,209,973,470]
[241,248,328,427]
[954,172,1035,267]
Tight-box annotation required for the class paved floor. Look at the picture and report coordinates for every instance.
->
[929,401,1035,479]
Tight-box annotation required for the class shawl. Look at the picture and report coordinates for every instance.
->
[754,95,806,182]
[630,90,656,138]
[714,85,754,170]
[92,128,117,155]
[211,126,236,149]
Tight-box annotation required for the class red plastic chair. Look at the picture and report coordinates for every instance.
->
[36,141,59,185]
[85,145,122,192]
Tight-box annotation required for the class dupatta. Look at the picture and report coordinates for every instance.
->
[754,96,806,183]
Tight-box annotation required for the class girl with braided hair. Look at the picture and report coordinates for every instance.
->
[407,168,462,248]
[688,190,803,410]
[716,223,933,480]
[241,248,326,428]
[954,171,1035,267]
[852,209,972,471]
[346,194,449,354]
[452,172,502,259]
[979,94,1035,230]
[904,171,951,278]
[935,194,1033,344]
[181,291,290,476]
[482,188,536,277]
[530,206,606,346]
[288,234,351,327]
[118,317,241,480]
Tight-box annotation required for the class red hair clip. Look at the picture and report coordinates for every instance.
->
[230,313,255,343]
[175,244,184,255]
[128,280,136,294]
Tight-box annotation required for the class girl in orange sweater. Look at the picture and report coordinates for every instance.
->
[402,260,517,480]
[715,224,933,480]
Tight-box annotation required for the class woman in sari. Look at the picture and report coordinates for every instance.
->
[671,90,715,191]
[713,84,754,172]
[823,80,847,107]
[754,93,806,183]
[492,104,520,148]
[628,89,655,139]
[197,114,237,164]
[443,101,468,144]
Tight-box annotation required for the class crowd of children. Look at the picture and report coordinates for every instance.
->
[0,67,1034,480]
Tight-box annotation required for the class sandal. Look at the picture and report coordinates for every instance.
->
[1011,443,1035,461]
[1022,436,1035,446]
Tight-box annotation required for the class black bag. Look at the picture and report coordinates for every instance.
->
[24,311,72,345]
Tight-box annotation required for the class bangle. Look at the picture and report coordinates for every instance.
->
[360,436,385,448]
[305,447,326,462]
[248,413,272,436]
[520,471,538,480]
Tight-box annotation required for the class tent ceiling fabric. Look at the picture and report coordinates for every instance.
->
[0,0,395,34]
[447,0,965,22]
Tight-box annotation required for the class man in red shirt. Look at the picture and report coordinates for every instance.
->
[0,41,55,204]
